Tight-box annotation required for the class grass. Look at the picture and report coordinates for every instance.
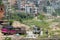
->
[7,13,60,38]
[4,37,11,40]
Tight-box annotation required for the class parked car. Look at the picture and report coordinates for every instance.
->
[1,26,16,35]
[1,26,26,35]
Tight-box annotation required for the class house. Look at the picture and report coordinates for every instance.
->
[15,0,38,16]
[2,0,16,6]
[46,6,55,15]
[50,0,60,9]
[38,0,47,12]
[25,3,38,15]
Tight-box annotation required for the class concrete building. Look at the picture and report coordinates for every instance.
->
[16,0,38,15]
[49,0,60,9]
[46,6,55,15]
[17,0,27,10]
[2,0,16,5]
[37,0,48,12]
[8,0,16,5]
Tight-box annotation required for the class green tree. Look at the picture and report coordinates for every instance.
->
[55,9,60,16]
[0,0,3,5]
[47,1,50,6]
[5,37,11,40]
[38,14,45,20]
[43,7,47,13]
[52,12,57,17]
[17,12,34,19]
[17,12,27,19]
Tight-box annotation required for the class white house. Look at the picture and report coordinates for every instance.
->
[25,6,38,14]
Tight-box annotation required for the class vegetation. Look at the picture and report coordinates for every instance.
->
[55,9,60,16]
[43,7,47,13]
[5,12,34,23]
[0,0,3,5]
[23,14,50,29]
[37,14,45,20]
[4,37,11,40]
[47,1,50,6]
[52,12,57,17]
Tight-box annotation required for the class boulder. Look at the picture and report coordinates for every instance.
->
[12,21,30,31]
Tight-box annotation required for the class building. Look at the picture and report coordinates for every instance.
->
[17,0,27,10]
[8,0,16,6]
[50,0,60,9]
[2,0,16,6]
[16,0,38,16]
[46,6,55,15]
[37,0,48,12]
[25,4,38,15]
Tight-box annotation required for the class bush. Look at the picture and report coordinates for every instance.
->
[43,7,47,13]
[4,37,11,40]
[9,20,14,25]
[0,0,3,5]
[38,14,45,20]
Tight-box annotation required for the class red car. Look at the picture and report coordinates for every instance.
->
[1,26,16,35]
[1,26,26,35]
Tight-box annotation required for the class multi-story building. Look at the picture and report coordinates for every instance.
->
[25,3,38,14]
[2,0,14,19]
[46,6,55,15]
[17,0,27,10]
[8,0,16,6]
[2,0,16,5]
[50,0,60,9]
[16,0,38,16]
[37,0,48,12]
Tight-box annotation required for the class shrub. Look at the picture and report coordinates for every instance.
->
[4,37,11,40]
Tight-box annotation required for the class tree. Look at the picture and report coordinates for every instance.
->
[0,0,3,5]
[52,12,57,17]
[43,7,47,13]
[55,9,60,16]
[17,12,34,19]
[38,14,45,20]
[5,37,11,40]
[17,12,27,19]
[47,1,50,6]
